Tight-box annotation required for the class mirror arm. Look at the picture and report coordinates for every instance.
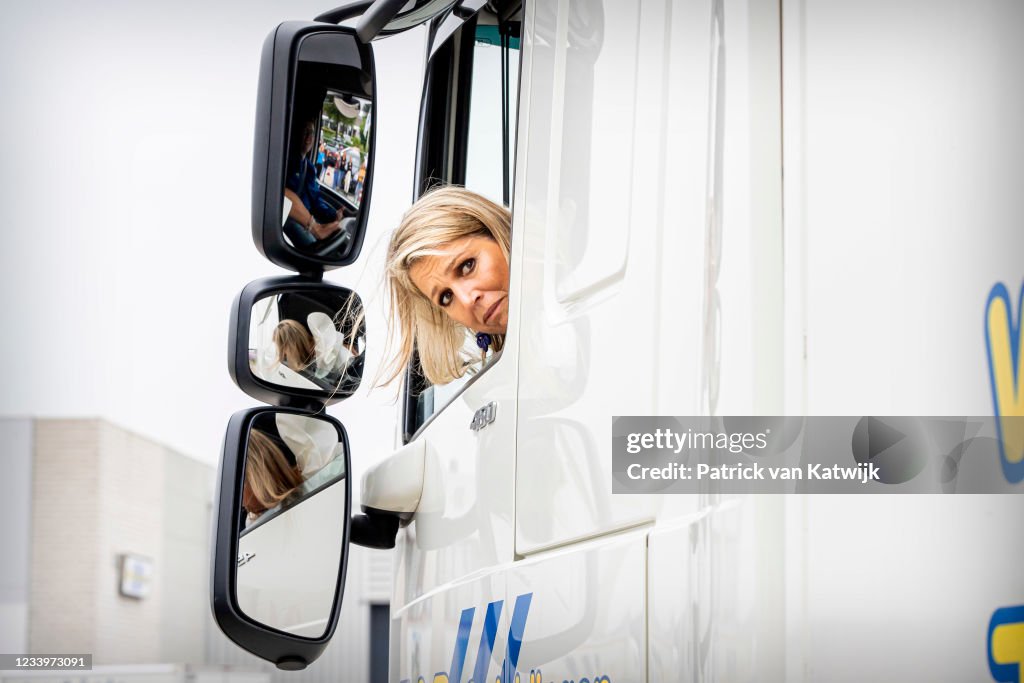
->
[295,269,324,283]
[314,0,375,24]
[277,396,327,412]
[355,0,409,43]
[350,510,401,549]
[454,0,485,20]
[495,0,521,24]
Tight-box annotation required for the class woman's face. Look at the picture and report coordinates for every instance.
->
[409,235,509,335]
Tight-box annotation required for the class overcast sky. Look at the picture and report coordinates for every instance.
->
[0,1,425,468]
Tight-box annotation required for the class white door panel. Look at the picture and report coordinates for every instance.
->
[648,496,786,682]
[391,568,506,683]
[509,530,646,682]
[392,355,517,612]
[516,0,784,554]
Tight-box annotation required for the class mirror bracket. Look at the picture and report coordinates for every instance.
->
[360,439,426,515]
[350,511,401,549]
[278,396,326,412]
[276,657,308,671]
[355,0,409,42]
[314,0,375,24]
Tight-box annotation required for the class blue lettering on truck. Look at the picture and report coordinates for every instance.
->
[400,593,612,683]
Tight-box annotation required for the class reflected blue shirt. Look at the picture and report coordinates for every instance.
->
[286,158,336,223]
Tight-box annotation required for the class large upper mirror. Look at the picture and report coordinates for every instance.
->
[253,23,374,273]
[235,412,349,639]
[230,276,365,407]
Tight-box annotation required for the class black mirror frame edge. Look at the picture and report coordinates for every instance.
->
[229,274,363,409]
[252,21,376,275]
[211,406,352,671]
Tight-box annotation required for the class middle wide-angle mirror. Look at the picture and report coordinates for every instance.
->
[253,23,375,272]
[230,277,366,407]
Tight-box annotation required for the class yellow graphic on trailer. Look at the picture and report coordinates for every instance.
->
[989,606,1024,683]
[985,282,1024,483]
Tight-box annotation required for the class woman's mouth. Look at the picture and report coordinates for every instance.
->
[483,297,505,326]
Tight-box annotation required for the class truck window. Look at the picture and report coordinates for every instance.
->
[464,22,520,205]
[313,91,371,208]
[403,7,522,442]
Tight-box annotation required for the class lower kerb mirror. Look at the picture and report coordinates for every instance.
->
[237,411,347,638]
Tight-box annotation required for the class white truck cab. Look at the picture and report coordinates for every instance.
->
[214,0,1024,680]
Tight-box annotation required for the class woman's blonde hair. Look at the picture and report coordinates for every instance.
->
[243,429,303,515]
[380,185,511,387]
[273,319,315,372]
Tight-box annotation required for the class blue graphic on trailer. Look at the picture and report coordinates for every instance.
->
[401,593,533,683]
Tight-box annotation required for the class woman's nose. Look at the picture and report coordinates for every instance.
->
[452,281,481,307]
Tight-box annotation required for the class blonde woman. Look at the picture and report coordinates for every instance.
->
[242,429,303,519]
[272,319,316,373]
[242,417,343,523]
[273,314,358,380]
[380,185,511,387]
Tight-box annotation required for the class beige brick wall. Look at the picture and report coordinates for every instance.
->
[1,418,36,654]
[25,416,386,678]
[30,419,103,654]
[28,419,214,665]
[93,423,165,663]
[160,450,215,662]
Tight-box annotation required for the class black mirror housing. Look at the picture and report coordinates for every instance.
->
[252,22,375,274]
[228,275,366,409]
[211,407,352,670]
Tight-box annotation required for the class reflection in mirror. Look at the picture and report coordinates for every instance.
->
[248,288,365,397]
[236,413,347,638]
[282,52,373,261]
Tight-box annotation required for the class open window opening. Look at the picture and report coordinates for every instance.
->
[403,3,523,442]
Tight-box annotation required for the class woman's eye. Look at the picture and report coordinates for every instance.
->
[439,290,453,307]
[460,258,475,275]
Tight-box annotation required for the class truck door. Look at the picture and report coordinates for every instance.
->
[389,4,526,681]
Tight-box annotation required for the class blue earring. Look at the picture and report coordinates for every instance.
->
[476,332,492,351]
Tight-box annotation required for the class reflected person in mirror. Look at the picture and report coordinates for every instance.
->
[379,186,511,387]
[283,114,346,248]
[273,313,359,382]
[355,161,366,205]
[242,429,303,521]
[242,419,341,524]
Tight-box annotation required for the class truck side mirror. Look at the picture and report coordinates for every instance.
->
[252,22,375,274]
[229,276,366,407]
[212,408,352,670]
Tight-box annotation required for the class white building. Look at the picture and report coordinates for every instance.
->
[0,417,390,682]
